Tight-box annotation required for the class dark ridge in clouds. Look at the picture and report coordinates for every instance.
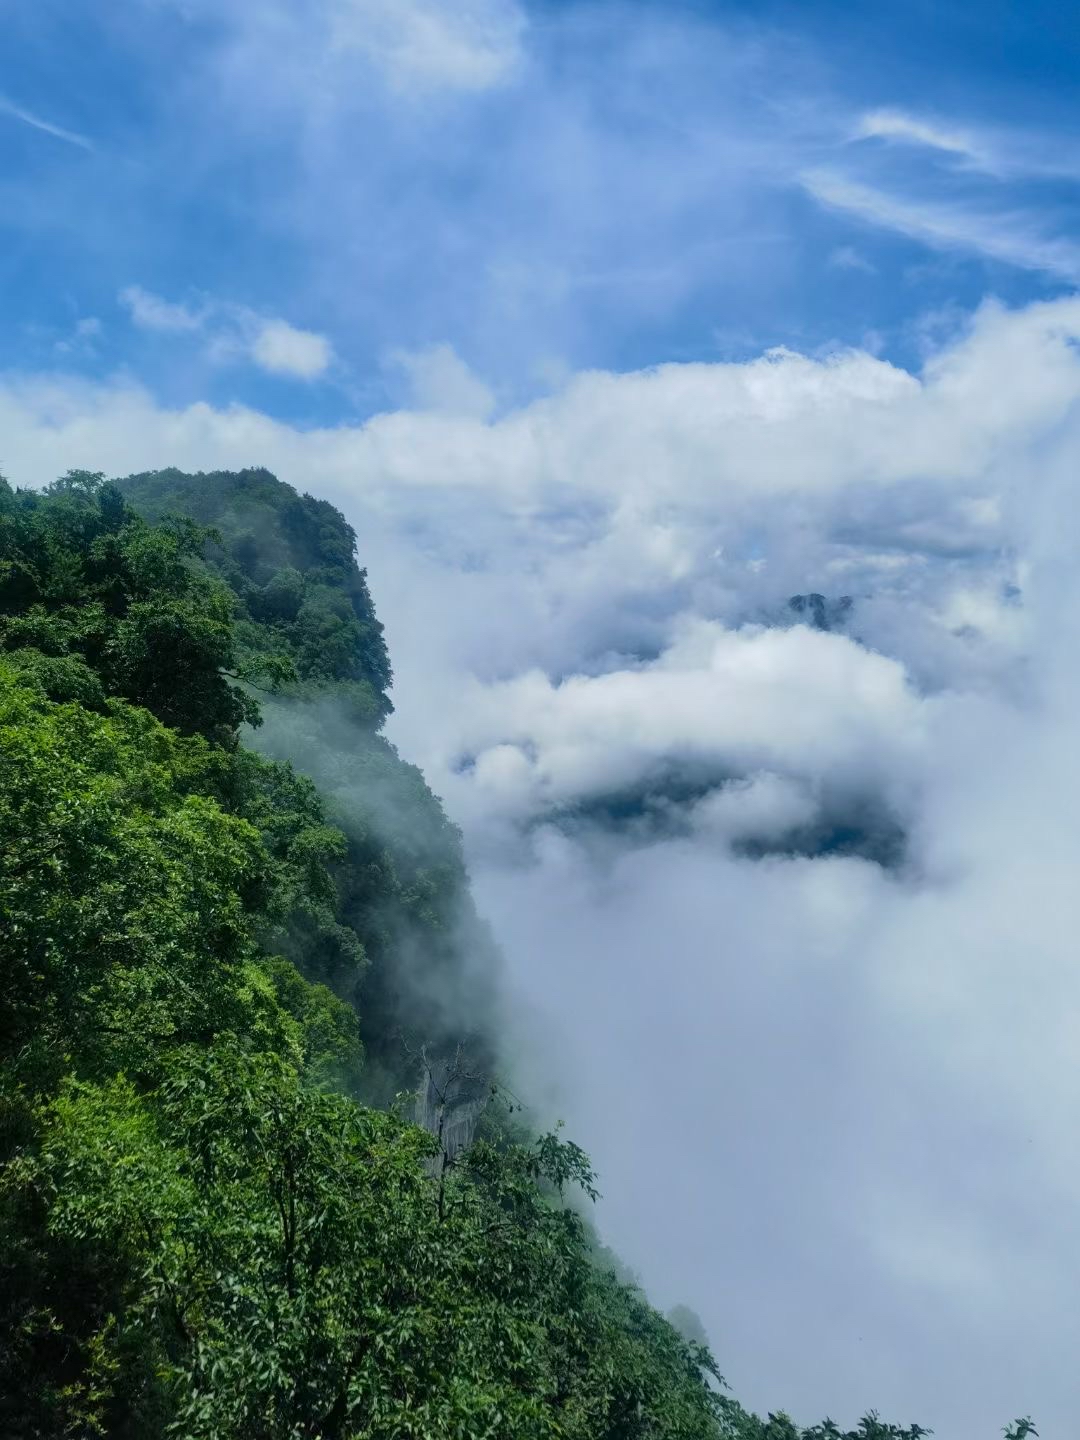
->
[457,739,908,868]
[561,784,906,869]
[787,592,853,632]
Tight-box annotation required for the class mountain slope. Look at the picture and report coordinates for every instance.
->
[118,466,499,1099]
[0,468,938,1440]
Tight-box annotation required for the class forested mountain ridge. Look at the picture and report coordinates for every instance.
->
[117,467,393,724]
[117,466,498,1101]
[0,468,957,1437]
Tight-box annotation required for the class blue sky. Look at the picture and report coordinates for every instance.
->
[3,0,1079,425]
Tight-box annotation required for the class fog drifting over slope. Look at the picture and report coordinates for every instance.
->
[7,296,1080,1432]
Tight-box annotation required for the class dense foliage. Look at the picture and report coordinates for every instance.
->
[118,467,392,726]
[0,471,1025,1438]
[118,468,498,1098]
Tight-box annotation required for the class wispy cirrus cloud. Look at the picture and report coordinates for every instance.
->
[796,102,1080,287]
[162,0,526,99]
[853,108,990,168]
[803,169,1080,282]
[851,104,1080,187]
[0,93,93,151]
[829,245,877,275]
[329,0,527,94]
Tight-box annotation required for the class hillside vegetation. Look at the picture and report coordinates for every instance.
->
[0,468,945,1438]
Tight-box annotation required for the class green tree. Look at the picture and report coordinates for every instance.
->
[0,472,263,739]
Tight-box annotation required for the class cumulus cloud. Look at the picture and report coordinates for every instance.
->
[120,285,204,333]
[441,620,925,858]
[117,286,333,379]
[8,295,1080,1430]
[248,317,334,378]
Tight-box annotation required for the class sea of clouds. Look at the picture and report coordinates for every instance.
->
[7,295,1080,1432]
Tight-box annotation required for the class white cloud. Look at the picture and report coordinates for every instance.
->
[53,316,103,357]
[441,620,925,847]
[802,168,1080,281]
[852,105,1080,185]
[165,0,526,99]
[828,244,876,274]
[689,772,819,845]
[853,107,987,166]
[120,285,204,333]
[809,105,1080,284]
[330,0,526,93]
[0,93,94,151]
[117,287,333,379]
[248,317,333,379]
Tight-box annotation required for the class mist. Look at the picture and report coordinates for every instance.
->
[361,298,1080,1434]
